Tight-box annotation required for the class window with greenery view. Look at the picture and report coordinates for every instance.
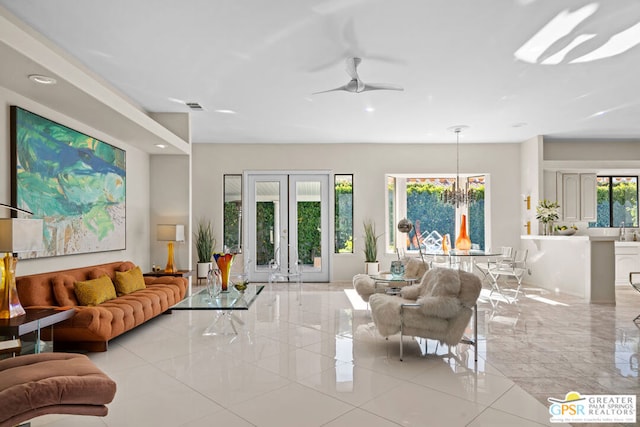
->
[590,176,638,228]
[335,175,353,253]
[387,176,486,251]
[223,175,242,253]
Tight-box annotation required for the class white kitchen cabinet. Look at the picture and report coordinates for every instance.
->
[615,243,640,285]
[580,174,597,222]
[562,173,580,221]
[560,173,597,221]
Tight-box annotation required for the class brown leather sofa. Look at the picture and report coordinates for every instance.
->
[16,261,188,352]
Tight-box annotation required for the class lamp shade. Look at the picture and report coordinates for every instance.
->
[157,224,185,242]
[0,218,44,253]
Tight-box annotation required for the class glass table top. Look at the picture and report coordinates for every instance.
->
[369,273,419,282]
[172,285,264,310]
[424,249,501,257]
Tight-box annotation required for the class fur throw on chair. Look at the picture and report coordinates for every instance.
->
[369,268,481,346]
[403,257,429,281]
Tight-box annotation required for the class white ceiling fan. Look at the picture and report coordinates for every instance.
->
[313,57,404,94]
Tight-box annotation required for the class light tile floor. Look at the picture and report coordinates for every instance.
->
[31,280,640,427]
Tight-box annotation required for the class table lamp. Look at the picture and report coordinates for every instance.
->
[0,217,44,318]
[157,224,185,273]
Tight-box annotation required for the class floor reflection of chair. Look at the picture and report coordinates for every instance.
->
[269,246,302,305]
[485,249,527,304]
[487,307,525,335]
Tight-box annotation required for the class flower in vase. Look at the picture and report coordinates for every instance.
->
[536,199,560,223]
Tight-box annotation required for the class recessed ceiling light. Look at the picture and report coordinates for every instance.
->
[28,74,57,85]
[365,107,375,112]
[512,122,528,128]
[155,144,167,149]
[214,109,237,114]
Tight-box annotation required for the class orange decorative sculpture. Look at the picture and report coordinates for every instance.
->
[213,253,235,291]
[442,233,450,254]
[455,214,472,251]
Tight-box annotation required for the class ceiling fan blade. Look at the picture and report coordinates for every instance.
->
[312,85,349,95]
[361,83,404,92]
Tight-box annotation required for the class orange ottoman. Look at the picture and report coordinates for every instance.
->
[0,352,116,427]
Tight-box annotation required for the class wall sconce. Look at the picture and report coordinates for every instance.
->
[524,195,531,210]
[157,224,185,273]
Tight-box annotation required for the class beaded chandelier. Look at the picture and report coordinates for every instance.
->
[441,126,476,207]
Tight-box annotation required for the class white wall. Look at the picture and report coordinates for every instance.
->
[1,86,152,275]
[149,155,190,270]
[192,142,522,281]
[520,136,543,235]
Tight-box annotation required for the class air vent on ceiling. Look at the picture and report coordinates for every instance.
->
[185,102,204,111]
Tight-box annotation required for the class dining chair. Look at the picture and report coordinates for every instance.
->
[486,249,528,303]
[474,247,513,284]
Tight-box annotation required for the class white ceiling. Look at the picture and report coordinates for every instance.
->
[2,0,640,145]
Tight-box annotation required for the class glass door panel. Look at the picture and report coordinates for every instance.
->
[246,175,287,282]
[245,172,330,283]
[289,174,329,282]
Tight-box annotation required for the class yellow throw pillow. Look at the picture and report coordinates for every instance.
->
[114,266,146,296]
[74,275,117,306]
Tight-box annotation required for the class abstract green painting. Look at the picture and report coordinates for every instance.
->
[11,106,126,257]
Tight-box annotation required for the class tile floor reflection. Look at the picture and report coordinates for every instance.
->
[31,281,640,427]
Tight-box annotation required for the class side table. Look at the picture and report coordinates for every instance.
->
[0,308,75,356]
[143,270,193,278]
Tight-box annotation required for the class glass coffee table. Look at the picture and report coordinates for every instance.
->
[172,285,264,335]
[369,273,420,295]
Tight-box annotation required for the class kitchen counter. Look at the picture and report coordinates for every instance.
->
[615,240,640,246]
[521,235,617,241]
[520,235,615,304]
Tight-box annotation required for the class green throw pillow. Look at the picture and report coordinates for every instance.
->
[114,266,146,296]
[74,275,117,306]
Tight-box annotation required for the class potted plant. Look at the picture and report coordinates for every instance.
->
[363,219,381,275]
[194,219,215,279]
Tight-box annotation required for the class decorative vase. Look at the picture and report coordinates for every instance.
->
[390,260,404,278]
[546,221,554,236]
[455,214,472,251]
[442,234,450,254]
[213,253,234,291]
[206,266,222,298]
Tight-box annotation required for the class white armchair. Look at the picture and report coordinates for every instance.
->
[369,267,482,361]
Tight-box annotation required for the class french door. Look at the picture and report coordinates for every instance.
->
[244,172,330,283]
